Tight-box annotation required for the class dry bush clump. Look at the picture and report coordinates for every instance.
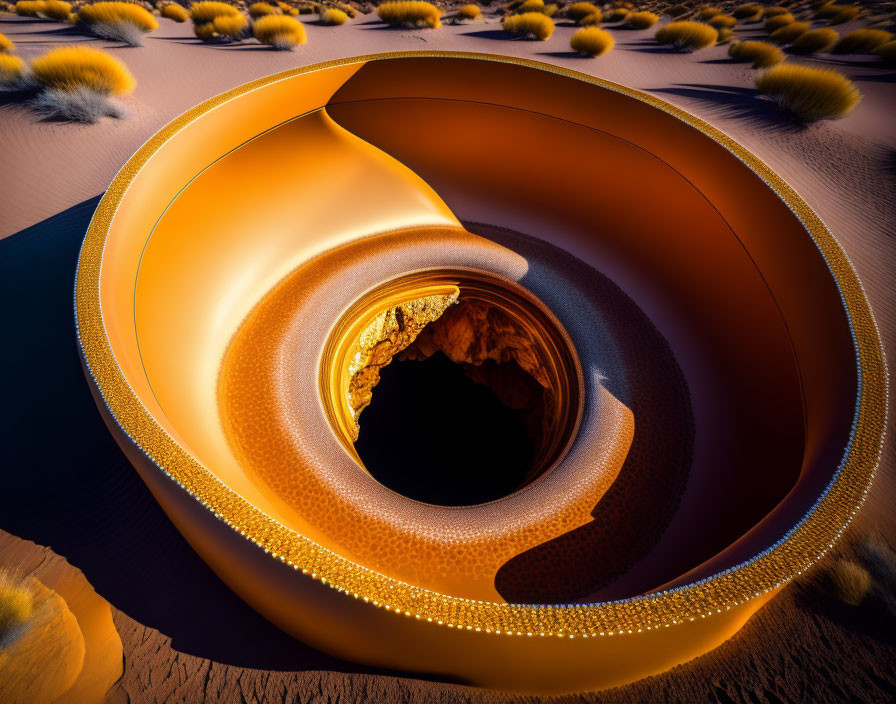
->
[770,20,809,43]
[876,40,896,64]
[248,1,279,17]
[832,28,893,53]
[708,13,736,28]
[160,2,189,21]
[0,570,33,649]
[764,5,790,17]
[765,11,794,31]
[0,52,26,87]
[570,25,614,54]
[792,26,838,52]
[16,0,46,16]
[213,11,247,36]
[457,3,480,19]
[756,63,860,121]
[826,559,871,606]
[320,6,347,22]
[627,10,657,28]
[194,20,217,38]
[253,13,307,46]
[377,1,441,27]
[502,11,553,38]
[825,4,860,24]
[190,1,241,24]
[729,39,785,66]
[696,6,720,19]
[42,0,70,20]
[578,11,600,24]
[517,0,543,11]
[31,45,135,93]
[76,1,158,45]
[604,6,629,22]
[0,32,14,52]
[565,1,598,22]
[655,20,718,50]
[732,3,762,20]
[716,26,733,42]
[33,84,125,120]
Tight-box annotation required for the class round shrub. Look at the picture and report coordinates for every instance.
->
[696,6,720,20]
[570,25,614,55]
[764,12,794,32]
[763,5,790,17]
[769,20,809,44]
[320,7,347,23]
[655,20,718,50]
[248,2,279,17]
[827,4,860,25]
[457,4,480,20]
[716,26,733,43]
[0,32,14,52]
[42,0,70,20]
[31,45,135,94]
[77,2,159,30]
[517,0,543,12]
[161,3,189,21]
[213,12,246,36]
[732,3,762,20]
[377,1,441,28]
[627,10,657,28]
[827,560,871,606]
[502,11,553,39]
[792,27,838,53]
[875,40,896,64]
[578,11,600,25]
[604,7,629,22]
[832,28,893,54]
[565,1,598,22]
[0,52,25,86]
[194,21,217,38]
[729,39,785,67]
[15,0,46,16]
[708,13,736,28]
[756,63,860,121]
[190,1,240,24]
[253,13,307,47]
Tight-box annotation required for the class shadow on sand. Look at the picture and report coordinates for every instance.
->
[0,199,388,675]
[653,82,803,131]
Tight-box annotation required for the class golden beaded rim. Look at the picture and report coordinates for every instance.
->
[75,52,887,638]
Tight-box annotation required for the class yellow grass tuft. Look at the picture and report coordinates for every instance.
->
[756,63,860,121]
[696,6,720,20]
[320,7,347,23]
[517,0,543,11]
[876,40,896,64]
[627,10,657,28]
[655,20,718,50]
[716,26,733,43]
[77,2,158,30]
[769,20,809,44]
[377,1,441,27]
[832,28,893,54]
[604,7,629,22]
[502,11,553,39]
[42,0,71,20]
[764,12,794,31]
[248,1,279,17]
[763,5,790,17]
[31,45,135,94]
[792,26,838,53]
[825,4,859,24]
[160,2,188,21]
[732,3,762,20]
[729,39,785,67]
[457,3,480,19]
[213,11,246,36]
[0,570,33,649]
[190,0,240,23]
[708,13,736,28]
[565,1,598,23]
[0,32,14,52]
[570,25,614,55]
[253,13,307,47]
[194,20,216,38]
[16,0,46,16]
[0,52,25,86]
[827,560,871,606]
[578,11,600,25]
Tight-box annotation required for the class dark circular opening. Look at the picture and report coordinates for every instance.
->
[354,351,538,506]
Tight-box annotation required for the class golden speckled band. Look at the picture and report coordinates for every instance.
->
[74,52,887,638]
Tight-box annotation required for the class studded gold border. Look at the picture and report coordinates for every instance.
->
[75,52,887,638]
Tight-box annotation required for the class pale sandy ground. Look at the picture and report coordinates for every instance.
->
[1,11,895,703]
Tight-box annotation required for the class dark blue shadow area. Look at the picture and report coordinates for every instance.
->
[0,199,381,673]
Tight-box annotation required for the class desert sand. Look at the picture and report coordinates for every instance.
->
[1,7,895,703]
